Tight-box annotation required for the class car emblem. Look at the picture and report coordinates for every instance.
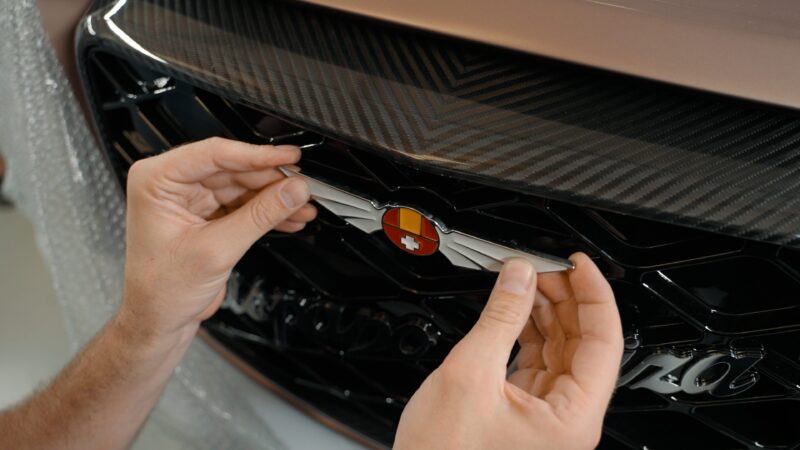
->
[279,167,574,273]
[617,344,765,397]
[382,207,440,256]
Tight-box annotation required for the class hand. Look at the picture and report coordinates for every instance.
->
[394,254,623,450]
[119,137,316,341]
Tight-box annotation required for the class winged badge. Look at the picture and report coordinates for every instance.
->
[279,167,574,273]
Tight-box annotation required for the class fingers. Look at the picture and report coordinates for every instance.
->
[216,193,317,222]
[200,177,311,262]
[507,318,547,392]
[272,205,317,232]
[455,258,537,368]
[562,253,623,400]
[144,137,301,183]
[287,203,318,222]
[210,185,249,209]
[261,204,317,232]
[201,168,286,191]
[531,292,567,374]
[265,204,318,233]
[537,271,580,341]
[209,194,317,232]
[274,221,307,233]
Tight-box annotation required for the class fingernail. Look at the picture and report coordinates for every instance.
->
[280,179,310,208]
[499,259,534,295]
[274,144,302,154]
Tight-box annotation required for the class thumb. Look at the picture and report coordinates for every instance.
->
[203,176,310,262]
[458,258,537,367]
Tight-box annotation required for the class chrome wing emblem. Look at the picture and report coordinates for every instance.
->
[279,167,574,273]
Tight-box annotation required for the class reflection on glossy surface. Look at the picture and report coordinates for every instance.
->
[663,257,800,314]
[306,0,800,111]
[617,346,763,397]
[79,50,800,449]
[584,0,800,37]
[79,0,800,248]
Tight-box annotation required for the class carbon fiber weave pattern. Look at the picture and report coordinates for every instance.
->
[81,0,800,247]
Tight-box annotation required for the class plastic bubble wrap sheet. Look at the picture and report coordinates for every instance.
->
[0,1,357,448]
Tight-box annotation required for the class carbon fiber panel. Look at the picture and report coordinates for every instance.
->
[79,0,800,248]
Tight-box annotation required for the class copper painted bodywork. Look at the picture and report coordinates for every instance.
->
[37,0,93,98]
[304,0,800,110]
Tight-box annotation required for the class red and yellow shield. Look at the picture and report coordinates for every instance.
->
[382,207,439,256]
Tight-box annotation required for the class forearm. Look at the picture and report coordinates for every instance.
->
[0,309,197,450]
[0,138,311,449]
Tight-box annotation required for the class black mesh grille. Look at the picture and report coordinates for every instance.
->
[83,50,800,449]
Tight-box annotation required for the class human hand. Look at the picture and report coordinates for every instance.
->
[118,137,316,341]
[394,254,623,450]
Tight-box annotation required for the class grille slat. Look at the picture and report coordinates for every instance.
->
[83,50,800,450]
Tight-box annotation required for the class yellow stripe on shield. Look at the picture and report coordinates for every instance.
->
[398,208,422,235]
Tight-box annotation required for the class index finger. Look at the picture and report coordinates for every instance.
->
[566,252,623,399]
[152,137,301,183]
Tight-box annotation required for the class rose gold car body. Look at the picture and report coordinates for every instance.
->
[305,0,800,110]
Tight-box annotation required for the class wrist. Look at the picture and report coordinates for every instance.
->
[119,275,204,347]
[111,305,198,355]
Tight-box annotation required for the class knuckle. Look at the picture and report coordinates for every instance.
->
[127,159,148,182]
[204,137,227,161]
[480,295,523,328]
[126,159,154,192]
[249,196,280,230]
[205,136,226,147]
[282,222,305,233]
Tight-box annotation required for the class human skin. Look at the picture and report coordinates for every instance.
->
[393,255,624,450]
[0,137,317,450]
[0,137,622,450]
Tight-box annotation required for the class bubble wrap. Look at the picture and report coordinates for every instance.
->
[0,2,359,448]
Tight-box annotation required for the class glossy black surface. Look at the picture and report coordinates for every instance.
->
[79,0,800,248]
[80,50,800,449]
